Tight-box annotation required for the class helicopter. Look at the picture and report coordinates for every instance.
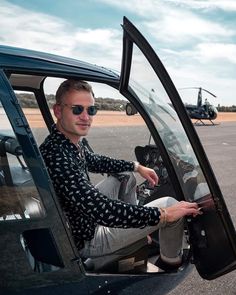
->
[0,17,236,295]
[180,87,218,125]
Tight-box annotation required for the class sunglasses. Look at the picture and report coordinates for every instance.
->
[60,104,98,116]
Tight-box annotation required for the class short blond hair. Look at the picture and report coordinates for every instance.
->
[55,79,94,104]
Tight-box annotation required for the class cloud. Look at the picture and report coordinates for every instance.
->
[0,0,235,105]
[144,12,233,45]
[97,0,160,17]
[98,0,236,12]
[165,0,236,11]
[0,1,70,49]
[0,0,122,69]
[196,43,236,64]
[162,42,236,66]
[98,0,235,41]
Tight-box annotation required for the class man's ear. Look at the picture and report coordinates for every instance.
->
[53,104,62,119]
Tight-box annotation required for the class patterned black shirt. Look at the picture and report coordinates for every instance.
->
[40,125,161,250]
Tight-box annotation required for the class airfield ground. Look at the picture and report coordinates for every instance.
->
[19,110,236,128]
[93,111,236,126]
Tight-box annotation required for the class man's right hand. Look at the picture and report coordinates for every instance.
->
[163,201,202,223]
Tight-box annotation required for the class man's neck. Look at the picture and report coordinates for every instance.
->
[56,122,80,146]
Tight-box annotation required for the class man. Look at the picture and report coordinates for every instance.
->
[40,79,201,271]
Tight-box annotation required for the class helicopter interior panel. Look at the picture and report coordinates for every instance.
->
[134,144,176,205]
[0,134,44,221]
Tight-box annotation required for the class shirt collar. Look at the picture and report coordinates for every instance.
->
[50,124,79,153]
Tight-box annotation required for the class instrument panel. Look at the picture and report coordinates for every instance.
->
[135,145,168,185]
[134,145,176,204]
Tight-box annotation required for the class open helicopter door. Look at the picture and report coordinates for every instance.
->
[119,17,236,280]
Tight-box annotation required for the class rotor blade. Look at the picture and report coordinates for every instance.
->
[201,88,217,97]
[179,87,217,98]
[179,87,200,90]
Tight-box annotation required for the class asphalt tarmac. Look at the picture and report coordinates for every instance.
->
[86,121,236,295]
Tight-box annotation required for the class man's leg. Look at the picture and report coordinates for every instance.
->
[96,172,137,205]
[152,198,184,265]
[81,196,184,266]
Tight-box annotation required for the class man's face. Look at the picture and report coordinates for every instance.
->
[54,89,95,144]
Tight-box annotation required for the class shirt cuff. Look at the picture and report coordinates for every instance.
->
[133,161,140,172]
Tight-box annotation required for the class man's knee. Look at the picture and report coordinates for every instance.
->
[145,196,178,209]
[164,196,178,207]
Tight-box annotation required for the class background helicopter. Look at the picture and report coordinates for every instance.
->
[180,87,218,125]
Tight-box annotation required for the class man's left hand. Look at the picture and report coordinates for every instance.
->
[137,164,159,187]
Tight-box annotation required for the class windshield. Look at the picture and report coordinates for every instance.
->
[129,44,210,201]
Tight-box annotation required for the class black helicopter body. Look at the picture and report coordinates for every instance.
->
[183,87,218,125]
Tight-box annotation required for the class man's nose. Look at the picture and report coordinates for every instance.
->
[79,109,90,120]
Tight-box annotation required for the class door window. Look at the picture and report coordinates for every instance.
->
[0,107,45,221]
[15,90,50,145]
[129,44,210,201]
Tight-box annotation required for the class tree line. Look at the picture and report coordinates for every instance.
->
[15,92,236,112]
[15,93,127,111]
[217,105,236,112]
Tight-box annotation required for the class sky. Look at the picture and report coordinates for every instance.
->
[0,0,236,106]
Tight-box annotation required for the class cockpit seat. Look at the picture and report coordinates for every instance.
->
[83,237,149,273]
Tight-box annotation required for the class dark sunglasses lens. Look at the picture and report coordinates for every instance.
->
[72,105,84,115]
[71,105,97,116]
[87,106,97,116]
